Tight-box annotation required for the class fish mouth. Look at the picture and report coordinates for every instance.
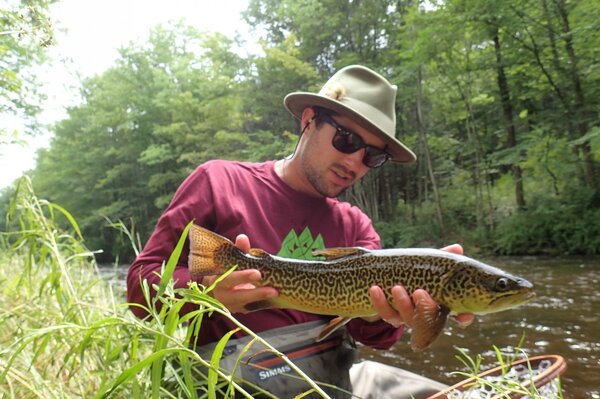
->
[489,289,536,309]
[523,290,536,300]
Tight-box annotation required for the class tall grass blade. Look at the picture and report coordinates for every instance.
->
[208,328,240,399]
[157,220,192,300]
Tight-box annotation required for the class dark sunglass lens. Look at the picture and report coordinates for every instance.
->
[324,113,390,168]
[332,130,363,153]
[363,148,390,168]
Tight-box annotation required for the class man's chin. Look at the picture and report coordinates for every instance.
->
[323,184,349,198]
[307,173,351,198]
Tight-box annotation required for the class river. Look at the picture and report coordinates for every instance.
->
[105,256,600,398]
[357,256,600,398]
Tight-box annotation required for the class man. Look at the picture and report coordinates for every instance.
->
[127,65,473,398]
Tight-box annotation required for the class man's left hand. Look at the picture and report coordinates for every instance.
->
[365,244,475,328]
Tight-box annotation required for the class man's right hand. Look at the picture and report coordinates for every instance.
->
[200,234,279,314]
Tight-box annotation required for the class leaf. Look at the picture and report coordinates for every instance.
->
[519,109,528,119]
[568,126,600,147]
[156,220,193,299]
[94,348,192,399]
[46,202,83,240]
[208,328,240,399]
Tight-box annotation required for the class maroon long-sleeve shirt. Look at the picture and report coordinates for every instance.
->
[127,160,403,349]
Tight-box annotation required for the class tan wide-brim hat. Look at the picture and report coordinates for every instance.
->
[284,65,416,163]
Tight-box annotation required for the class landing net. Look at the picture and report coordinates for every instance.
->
[446,358,562,399]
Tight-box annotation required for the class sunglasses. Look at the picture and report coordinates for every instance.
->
[317,113,391,168]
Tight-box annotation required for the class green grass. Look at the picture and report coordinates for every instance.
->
[0,178,329,398]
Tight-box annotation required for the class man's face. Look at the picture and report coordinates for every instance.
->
[300,112,387,198]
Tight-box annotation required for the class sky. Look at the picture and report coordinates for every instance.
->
[0,0,255,189]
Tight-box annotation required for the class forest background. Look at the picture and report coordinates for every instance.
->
[2,0,600,264]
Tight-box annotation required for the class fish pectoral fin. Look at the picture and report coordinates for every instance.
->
[410,302,450,352]
[244,299,276,312]
[316,316,352,342]
[311,247,368,260]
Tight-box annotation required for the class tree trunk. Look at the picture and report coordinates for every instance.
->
[346,171,380,221]
[555,0,597,190]
[492,29,526,209]
[416,66,445,234]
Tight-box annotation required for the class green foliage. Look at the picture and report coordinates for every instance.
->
[240,34,321,139]
[376,175,600,255]
[244,0,402,69]
[1,0,598,258]
[28,23,291,262]
[494,188,600,255]
[374,219,420,249]
[0,0,54,139]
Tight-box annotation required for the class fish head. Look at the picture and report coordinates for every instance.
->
[442,262,536,315]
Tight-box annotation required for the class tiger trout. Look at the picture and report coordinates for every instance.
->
[188,224,535,351]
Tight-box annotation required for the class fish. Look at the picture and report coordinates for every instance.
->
[188,224,535,351]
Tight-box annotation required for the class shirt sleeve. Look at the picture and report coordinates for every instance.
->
[347,319,405,349]
[126,166,215,319]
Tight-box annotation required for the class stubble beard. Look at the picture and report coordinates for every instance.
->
[301,155,349,198]
[299,126,355,198]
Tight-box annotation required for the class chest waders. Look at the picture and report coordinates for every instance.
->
[193,320,356,398]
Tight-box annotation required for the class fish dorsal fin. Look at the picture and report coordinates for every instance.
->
[410,300,450,352]
[248,248,269,258]
[311,247,368,260]
[316,316,352,342]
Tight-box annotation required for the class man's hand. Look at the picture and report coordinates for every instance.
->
[366,243,475,328]
[201,234,278,314]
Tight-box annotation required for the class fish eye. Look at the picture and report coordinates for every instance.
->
[495,277,509,291]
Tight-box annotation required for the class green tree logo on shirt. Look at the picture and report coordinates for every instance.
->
[277,227,325,260]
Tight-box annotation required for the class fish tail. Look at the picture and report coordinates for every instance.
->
[188,223,236,277]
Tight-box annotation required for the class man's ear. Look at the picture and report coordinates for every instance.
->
[300,107,316,126]
[300,107,317,134]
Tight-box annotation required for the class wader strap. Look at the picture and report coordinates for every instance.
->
[193,320,356,398]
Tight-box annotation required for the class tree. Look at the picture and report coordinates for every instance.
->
[14,0,598,257]
[0,0,54,141]
[554,0,597,191]
[31,24,256,260]
[239,34,320,152]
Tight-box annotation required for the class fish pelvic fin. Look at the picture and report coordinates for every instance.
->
[410,301,450,352]
[188,224,236,277]
[244,299,277,312]
[316,316,352,342]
